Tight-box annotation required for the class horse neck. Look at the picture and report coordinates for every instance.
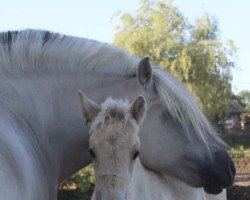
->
[0,71,142,183]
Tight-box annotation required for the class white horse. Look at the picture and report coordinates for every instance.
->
[78,92,218,200]
[0,30,233,199]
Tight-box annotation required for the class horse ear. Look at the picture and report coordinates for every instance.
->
[130,96,147,125]
[78,91,101,125]
[137,57,152,88]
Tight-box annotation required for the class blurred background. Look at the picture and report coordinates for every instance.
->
[1,0,249,199]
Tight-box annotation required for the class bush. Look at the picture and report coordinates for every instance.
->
[71,164,95,192]
[221,131,250,148]
[59,165,94,192]
[229,145,247,158]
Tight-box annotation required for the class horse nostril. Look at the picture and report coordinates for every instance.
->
[201,148,236,194]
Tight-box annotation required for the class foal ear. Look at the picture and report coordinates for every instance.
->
[137,57,152,88]
[130,96,147,125]
[78,91,101,125]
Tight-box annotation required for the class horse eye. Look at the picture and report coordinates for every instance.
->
[132,151,139,160]
[88,148,96,159]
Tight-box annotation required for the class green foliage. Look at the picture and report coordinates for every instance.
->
[114,0,187,68]
[233,90,250,112]
[238,90,250,112]
[221,131,250,159]
[232,93,246,108]
[113,0,237,121]
[229,145,246,158]
[238,90,250,104]
[246,104,250,112]
[221,131,250,148]
[71,165,94,192]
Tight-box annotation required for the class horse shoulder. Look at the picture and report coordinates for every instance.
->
[0,108,56,199]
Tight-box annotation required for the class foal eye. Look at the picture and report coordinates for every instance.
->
[132,151,139,160]
[88,148,96,159]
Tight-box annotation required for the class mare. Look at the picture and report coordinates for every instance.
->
[0,30,234,199]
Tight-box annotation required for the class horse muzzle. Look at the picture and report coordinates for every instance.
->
[201,148,236,194]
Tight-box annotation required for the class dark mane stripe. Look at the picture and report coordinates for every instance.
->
[42,31,62,46]
[0,30,19,52]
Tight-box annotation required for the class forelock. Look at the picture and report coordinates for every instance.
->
[89,97,138,135]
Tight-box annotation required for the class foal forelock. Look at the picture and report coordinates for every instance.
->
[89,98,134,135]
[0,29,221,147]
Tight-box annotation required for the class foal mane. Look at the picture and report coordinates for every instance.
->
[0,29,221,145]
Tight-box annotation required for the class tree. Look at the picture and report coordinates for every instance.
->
[246,105,250,112]
[232,94,246,108]
[113,0,237,121]
[238,90,250,112]
[238,90,250,104]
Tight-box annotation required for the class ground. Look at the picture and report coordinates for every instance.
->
[226,157,250,200]
[57,183,250,200]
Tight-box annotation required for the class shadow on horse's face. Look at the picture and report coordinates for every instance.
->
[133,57,235,195]
[139,96,235,195]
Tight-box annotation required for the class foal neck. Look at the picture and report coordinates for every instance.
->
[129,160,208,200]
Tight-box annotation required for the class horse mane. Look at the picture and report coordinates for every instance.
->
[0,29,221,145]
[153,68,222,145]
[0,29,137,76]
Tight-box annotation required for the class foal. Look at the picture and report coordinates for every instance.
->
[78,91,209,200]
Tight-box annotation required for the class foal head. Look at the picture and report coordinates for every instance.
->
[78,91,147,200]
